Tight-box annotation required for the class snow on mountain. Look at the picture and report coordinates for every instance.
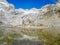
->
[0,0,60,30]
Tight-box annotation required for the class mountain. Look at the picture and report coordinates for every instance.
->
[0,0,60,30]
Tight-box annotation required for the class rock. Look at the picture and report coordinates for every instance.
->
[57,0,60,3]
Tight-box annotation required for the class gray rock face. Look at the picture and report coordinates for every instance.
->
[57,0,60,3]
[13,40,42,45]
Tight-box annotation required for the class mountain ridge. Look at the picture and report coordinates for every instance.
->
[0,0,60,30]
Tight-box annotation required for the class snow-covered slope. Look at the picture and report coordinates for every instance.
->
[0,0,60,30]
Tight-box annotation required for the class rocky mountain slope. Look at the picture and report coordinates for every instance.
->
[0,0,60,30]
